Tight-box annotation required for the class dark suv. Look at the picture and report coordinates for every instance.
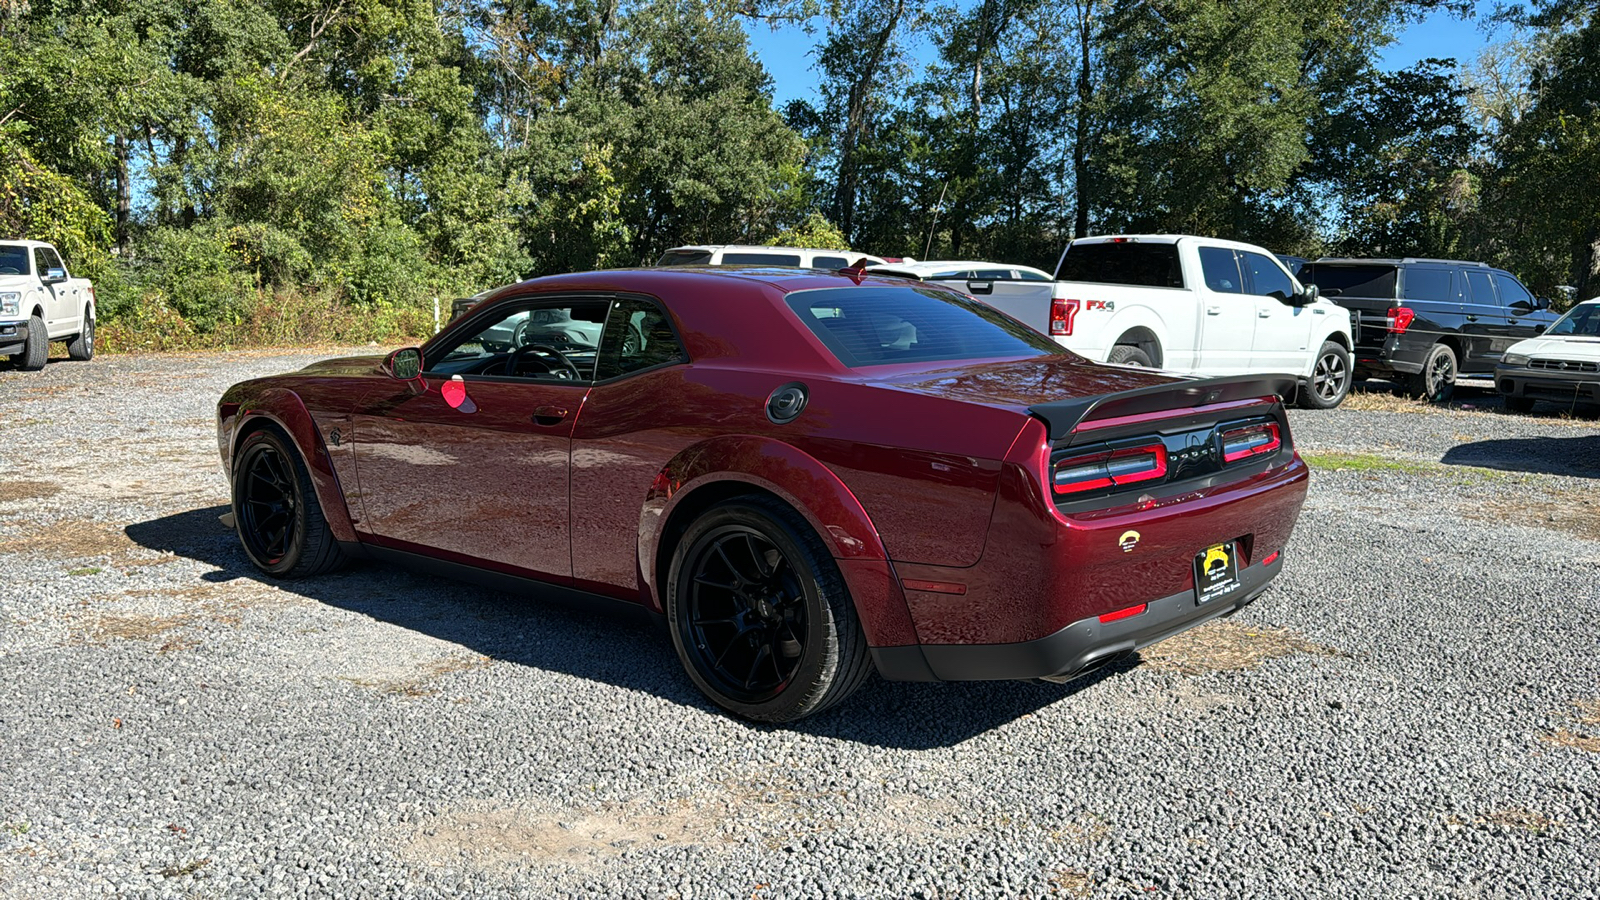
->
[1295,258,1559,402]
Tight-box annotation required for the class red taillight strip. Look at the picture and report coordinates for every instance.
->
[1098,603,1147,624]
[1053,443,1168,495]
[1074,397,1277,433]
[1221,422,1281,463]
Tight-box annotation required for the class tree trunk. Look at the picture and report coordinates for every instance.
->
[1072,1,1093,239]
[834,0,907,241]
[114,134,131,254]
[1574,227,1599,301]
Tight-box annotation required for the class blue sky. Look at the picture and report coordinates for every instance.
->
[744,2,1510,107]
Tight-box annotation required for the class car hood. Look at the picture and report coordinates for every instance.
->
[297,355,387,376]
[0,275,38,290]
[1505,336,1600,360]
[863,354,1185,411]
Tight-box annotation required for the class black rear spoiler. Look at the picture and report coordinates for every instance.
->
[1028,374,1299,442]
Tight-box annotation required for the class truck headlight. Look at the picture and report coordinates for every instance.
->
[1501,353,1530,367]
[0,292,18,317]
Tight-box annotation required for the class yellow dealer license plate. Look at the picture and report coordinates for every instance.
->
[1194,542,1239,605]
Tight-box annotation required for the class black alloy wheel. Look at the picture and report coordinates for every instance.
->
[683,525,808,703]
[232,428,344,579]
[1408,343,1458,403]
[666,498,872,722]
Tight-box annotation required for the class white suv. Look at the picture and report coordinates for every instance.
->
[657,245,886,269]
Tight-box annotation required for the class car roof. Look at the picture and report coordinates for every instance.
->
[1308,257,1494,267]
[0,239,53,249]
[865,260,1052,279]
[664,244,881,257]
[1070,234,1279,253]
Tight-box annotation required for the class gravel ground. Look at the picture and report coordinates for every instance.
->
[1,349,1597,899]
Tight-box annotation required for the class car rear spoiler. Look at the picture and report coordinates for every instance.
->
[1028,374,1299,442]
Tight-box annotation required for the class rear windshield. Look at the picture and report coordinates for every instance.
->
[1299,264,1397,299]
[723,252,802,266]
[786,285,1062,367]
[0,244,28,275]
[657,249,713,266]
[1056,243,1183,288]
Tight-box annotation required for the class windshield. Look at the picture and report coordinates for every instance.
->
[0,244,27,275]
[1548,303,1600,337]
[786,285,1063,367]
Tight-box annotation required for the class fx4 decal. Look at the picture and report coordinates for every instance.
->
[1085,300,1116,311]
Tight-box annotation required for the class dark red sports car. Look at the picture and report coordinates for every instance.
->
[217,267,1309,721]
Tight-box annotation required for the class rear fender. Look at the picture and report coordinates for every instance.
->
[228,387,358,544]
[640,435,918,647]
[1099,306,1170,362]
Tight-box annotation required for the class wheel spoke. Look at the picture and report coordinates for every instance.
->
[743,532,772,578]
[743,643,772,690]
[693,574,739,591]
[692,616,740,628]
[713,542,750,584]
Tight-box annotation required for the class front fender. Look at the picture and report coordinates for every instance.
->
[639,435,918,648]
[224,385,359,544]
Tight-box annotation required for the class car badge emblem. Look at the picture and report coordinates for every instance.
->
[1119,530,1141,553]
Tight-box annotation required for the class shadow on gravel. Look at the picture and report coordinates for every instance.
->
[1442,434,1600,479]
[125,505,1106,750]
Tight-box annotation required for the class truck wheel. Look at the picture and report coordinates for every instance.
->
[1503,396,1536,414]
[1107,345,1153,367]
[1406,344,1457,403]
[1299,341,1352,409]
[18,314,47,371]
[67,310,94,361]
[231,427,345,579]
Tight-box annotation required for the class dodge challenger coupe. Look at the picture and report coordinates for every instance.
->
[217,266,1309,721]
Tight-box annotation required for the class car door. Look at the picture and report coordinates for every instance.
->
[32,246,77,334]
[1493,272,1559,342]
[350,297,607,580]
[1194,247,1255,374]
[1237,250,1308,374]
[568,297,694,596]
[1460,269,1504,369]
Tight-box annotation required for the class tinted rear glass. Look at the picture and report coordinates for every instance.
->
[723,252,802,266]
[1299,264,1396,299]
[786,285,1062,367]
[1400,268,1454,302]
[1057,243,1183,288]
[812,256,850,269]
[658,250,713,266]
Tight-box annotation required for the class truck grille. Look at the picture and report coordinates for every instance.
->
[1529,358,1600,373]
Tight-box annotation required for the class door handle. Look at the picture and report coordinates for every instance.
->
[1206,305,1221,316]
[1465,315,1478,322]
[530,405,568,426]
[1257,309,1272,318]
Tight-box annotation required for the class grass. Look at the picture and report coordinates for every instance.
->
[1300,452,1438,474]
[97,287,437,354]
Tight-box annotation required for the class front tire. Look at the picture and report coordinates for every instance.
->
[1299,341,1352,409]
[18,314,47,370]
[231,427,345,579]
[1406,343,1457,403]
[1107,344,1154,367]
[67,309,94,361]
[666,497,872,722]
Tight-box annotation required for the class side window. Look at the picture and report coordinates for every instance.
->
[1493,273,1535,308]
[595,298,687,380]
[0,245,27,275]
[973,268,1012,280]
[425,299,610,379]
[1016,270,1051,282]
[721,252,802,266]
[32,248,50,276]
[1463,270,1495,306]
[811,255,850,269]
[1400,268,1455,303]
[1239,251,1295,299]
[40,247,65,274]
[1198,247,1243,294]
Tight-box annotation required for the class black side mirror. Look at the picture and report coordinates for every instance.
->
[43,267,67,284]
[384,347,422,380]
[1533,325,1547,335]
[1510,299,1535,315]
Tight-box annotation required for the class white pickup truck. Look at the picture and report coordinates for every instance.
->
[978,235,1356,409]
[0,239,96,370]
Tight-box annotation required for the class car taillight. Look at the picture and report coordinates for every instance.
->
[1050,297,1079,336]
[1220,422,1281,463]
[1386,306,1415,334]
[1053,443,1167,494]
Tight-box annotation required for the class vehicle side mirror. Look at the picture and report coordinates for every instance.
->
[1534,325,1547,335]
[966,279,994,295]
[43,267,67,284]
[1292,283,1320,306]
[384,347,423,380]
[1510,299,1535,315]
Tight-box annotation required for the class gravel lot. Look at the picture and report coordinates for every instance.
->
[1,349,1597,899]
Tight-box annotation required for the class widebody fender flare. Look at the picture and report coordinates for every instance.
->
[639,435,918,647]
[226,386,359,544]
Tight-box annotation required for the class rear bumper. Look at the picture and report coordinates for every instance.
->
[1496,366,1600,403]
[1353,334,1428,375]
[874,553,1283,681]
[0,319,29,356]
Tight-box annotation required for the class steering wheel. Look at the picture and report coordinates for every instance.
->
[500,344,581,379]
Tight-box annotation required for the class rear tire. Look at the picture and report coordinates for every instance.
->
[19,314,47,370]
[1107,344,1153,367]
[231,427,345,579]
[1503,395,1536,414]
[1406,343,1457,403]
[1299,341,1352,409]
[67,309,94,361]
[666,496,872,722]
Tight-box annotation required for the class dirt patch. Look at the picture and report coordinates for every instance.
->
[1539,700,1600,753]
[340,653,492,697]
[1140,622,1345,674]
[0,480,61,503]
[405,800,722,875]
[0,519,136,559]
[91,614,192,643]
[1543,730,1600,753]
[1468,494,1600,541]
[1446,809,1561,833]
